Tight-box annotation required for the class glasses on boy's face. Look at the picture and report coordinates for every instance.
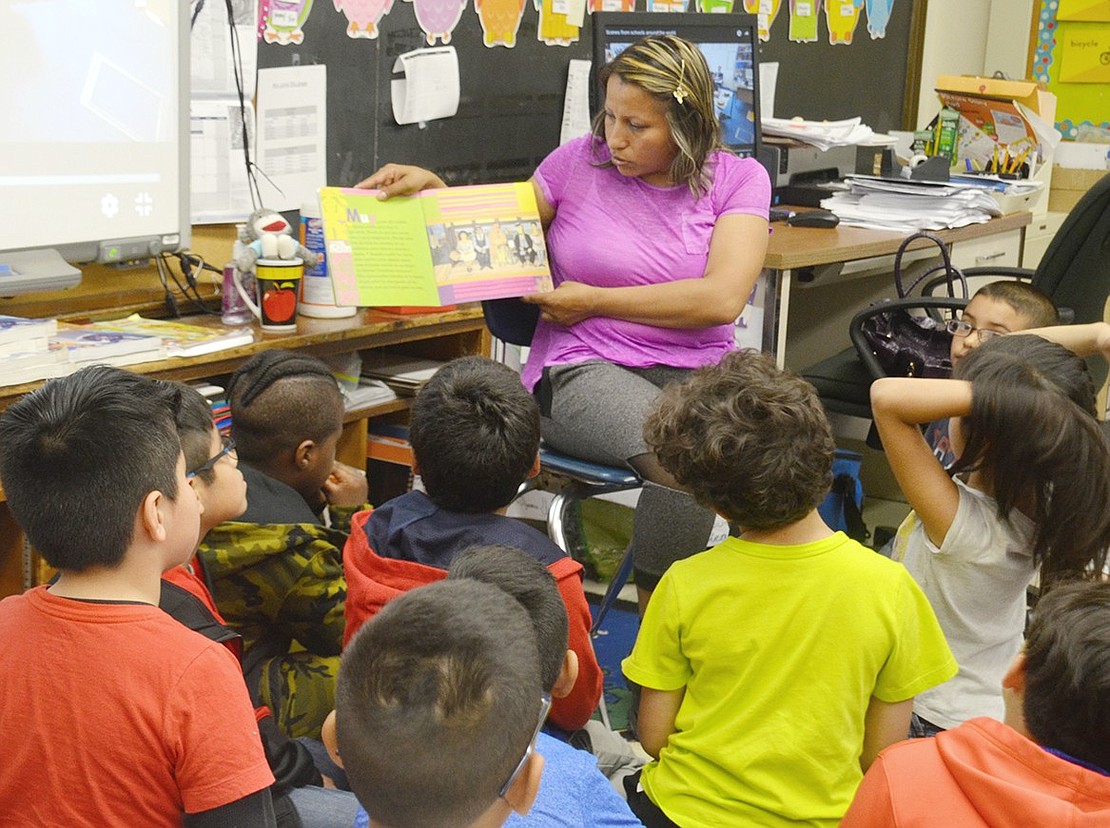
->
[945,319,1003,342]
[498,693,552,800]
[187,436,236,479]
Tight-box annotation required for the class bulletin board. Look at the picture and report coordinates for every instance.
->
[255,1,925,187]
[1032,0,1110,137]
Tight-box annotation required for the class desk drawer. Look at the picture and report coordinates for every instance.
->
[949,230,1022,270]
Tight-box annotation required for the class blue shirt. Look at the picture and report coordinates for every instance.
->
[352,733,643,827]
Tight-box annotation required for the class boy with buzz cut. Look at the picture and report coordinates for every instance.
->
[622,350,957,828]
[343,356,602,733]
[336,578,550,828]
[446,545,644,828]
[199,349,370,740]
[0,366,276,827]
[842,579,1110,827]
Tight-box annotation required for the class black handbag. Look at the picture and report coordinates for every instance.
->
[858,232,969,379]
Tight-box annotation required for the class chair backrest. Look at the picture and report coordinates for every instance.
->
[482,298,540,347]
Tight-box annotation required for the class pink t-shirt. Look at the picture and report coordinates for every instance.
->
[521,135,770,390]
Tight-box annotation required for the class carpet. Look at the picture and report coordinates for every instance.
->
[589,601,639,733]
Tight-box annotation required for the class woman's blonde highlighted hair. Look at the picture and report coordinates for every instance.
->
[591,35,725,196]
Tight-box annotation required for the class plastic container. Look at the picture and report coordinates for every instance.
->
[220,263,253,326]
[298,200,356,318]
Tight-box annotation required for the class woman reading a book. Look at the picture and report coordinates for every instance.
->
[358,35,770,609]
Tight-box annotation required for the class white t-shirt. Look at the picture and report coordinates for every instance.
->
[891,477,1036,729]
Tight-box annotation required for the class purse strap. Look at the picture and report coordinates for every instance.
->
[893,232,969,300]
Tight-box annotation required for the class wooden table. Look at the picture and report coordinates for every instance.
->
[0,305,490,597]
[759,212,1033,367]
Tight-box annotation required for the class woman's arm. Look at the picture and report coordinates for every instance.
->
[870,378,972,546]
[356,164,447,197]
[521,212,769,329]
[1018,322,1110,359]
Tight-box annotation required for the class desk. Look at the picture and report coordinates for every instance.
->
[759,212,1033,369]
[0,306,489,597]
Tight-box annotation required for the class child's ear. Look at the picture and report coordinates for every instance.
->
[320,710,343,769]
[1002,651,1027,694]
[140,490,167,542]
[503,752,544,817]
[294,439,315,470]
[551,649,579,700]
[527,452,541,480]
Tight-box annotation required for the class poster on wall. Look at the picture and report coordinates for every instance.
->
[1034,1,1110,136]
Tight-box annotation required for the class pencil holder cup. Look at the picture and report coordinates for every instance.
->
[235,258,303,332]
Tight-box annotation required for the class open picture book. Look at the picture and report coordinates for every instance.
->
[319,182,553,308]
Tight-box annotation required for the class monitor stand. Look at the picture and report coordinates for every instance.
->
[0,250,82,296]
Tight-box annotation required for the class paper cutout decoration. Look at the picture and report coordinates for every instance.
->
[259,0,315,44]
[865,0,894,38]
[699,0,736,13]
[825,0,863,45]
[1057,23,1110,83]
[645,0,689,12]
[405,0,467,44]
[743,0,783,42]
[534,0,580,46]
[788,0,819,42]
[591,0,636,11]
[333,0,395,38]
[476,0,527,47]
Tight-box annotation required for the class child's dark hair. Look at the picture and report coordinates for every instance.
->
[410,357,540,513]
[0,366,182,571]
[168,382,219,484]
[336,579,544,827]
[644,350,835,530]
[954,335,1110,583]
[226,350,343,464]
[975,281,1058,328]
[1022,580,1110,771]
[447,545,568,692]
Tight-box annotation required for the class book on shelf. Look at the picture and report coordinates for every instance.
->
[51,325,167,366]
[90,315,255,357]
[360,353,445,396]
[319,182,553,308]
[0,315,57,346]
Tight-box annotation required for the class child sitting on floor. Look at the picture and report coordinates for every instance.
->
[342,356,602,733]
[336,579,549,828]
[199,350,369,740]
[0,367,275,826]
[622,350,956,827]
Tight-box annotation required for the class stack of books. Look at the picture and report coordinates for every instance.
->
[89,315,254,357]
[51,324,167,368]
[360,353,445,396]
[190,382,232,435]
[0,315,67,387]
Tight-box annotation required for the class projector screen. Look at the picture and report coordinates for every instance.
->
[0,0,189,289]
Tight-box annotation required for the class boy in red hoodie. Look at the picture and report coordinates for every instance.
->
[843,580,1110,827]
[343,356,602,733]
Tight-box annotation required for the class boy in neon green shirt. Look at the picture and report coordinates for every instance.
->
[622,351,957,827]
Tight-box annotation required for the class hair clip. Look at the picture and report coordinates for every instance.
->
[672,58,687,105]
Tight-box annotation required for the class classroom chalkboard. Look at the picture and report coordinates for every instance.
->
[257,2,925,187]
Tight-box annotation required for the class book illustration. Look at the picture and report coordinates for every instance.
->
[51,327,167,363]
[320,183,553,308]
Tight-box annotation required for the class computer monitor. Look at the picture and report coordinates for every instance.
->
[0,0,190,294]
[592,12,761,160]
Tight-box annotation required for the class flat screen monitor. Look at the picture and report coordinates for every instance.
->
[592,12,761,160]
[0,0,190,294]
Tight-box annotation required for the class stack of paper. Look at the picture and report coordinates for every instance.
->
[343,379,399,411]
[761,116,892,151]
[360,353,445,396]
[820,175,1002,232]
[0,315,67,387]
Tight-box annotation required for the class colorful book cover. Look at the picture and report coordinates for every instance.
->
[319,183,553,308]
[91,315,254,357]
[51,326,167,363]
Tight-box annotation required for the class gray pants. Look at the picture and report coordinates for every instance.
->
[538,360,717,588]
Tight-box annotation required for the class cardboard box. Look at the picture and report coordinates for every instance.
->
[1049,166,1107,213]
[934,76,1055,122]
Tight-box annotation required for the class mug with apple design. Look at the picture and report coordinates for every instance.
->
[234,258,303,332]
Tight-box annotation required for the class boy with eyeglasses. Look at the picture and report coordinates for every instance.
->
[926,280,1058,467]
[335,579,550,828]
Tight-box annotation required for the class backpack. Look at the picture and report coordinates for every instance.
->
[817,449,869,544]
